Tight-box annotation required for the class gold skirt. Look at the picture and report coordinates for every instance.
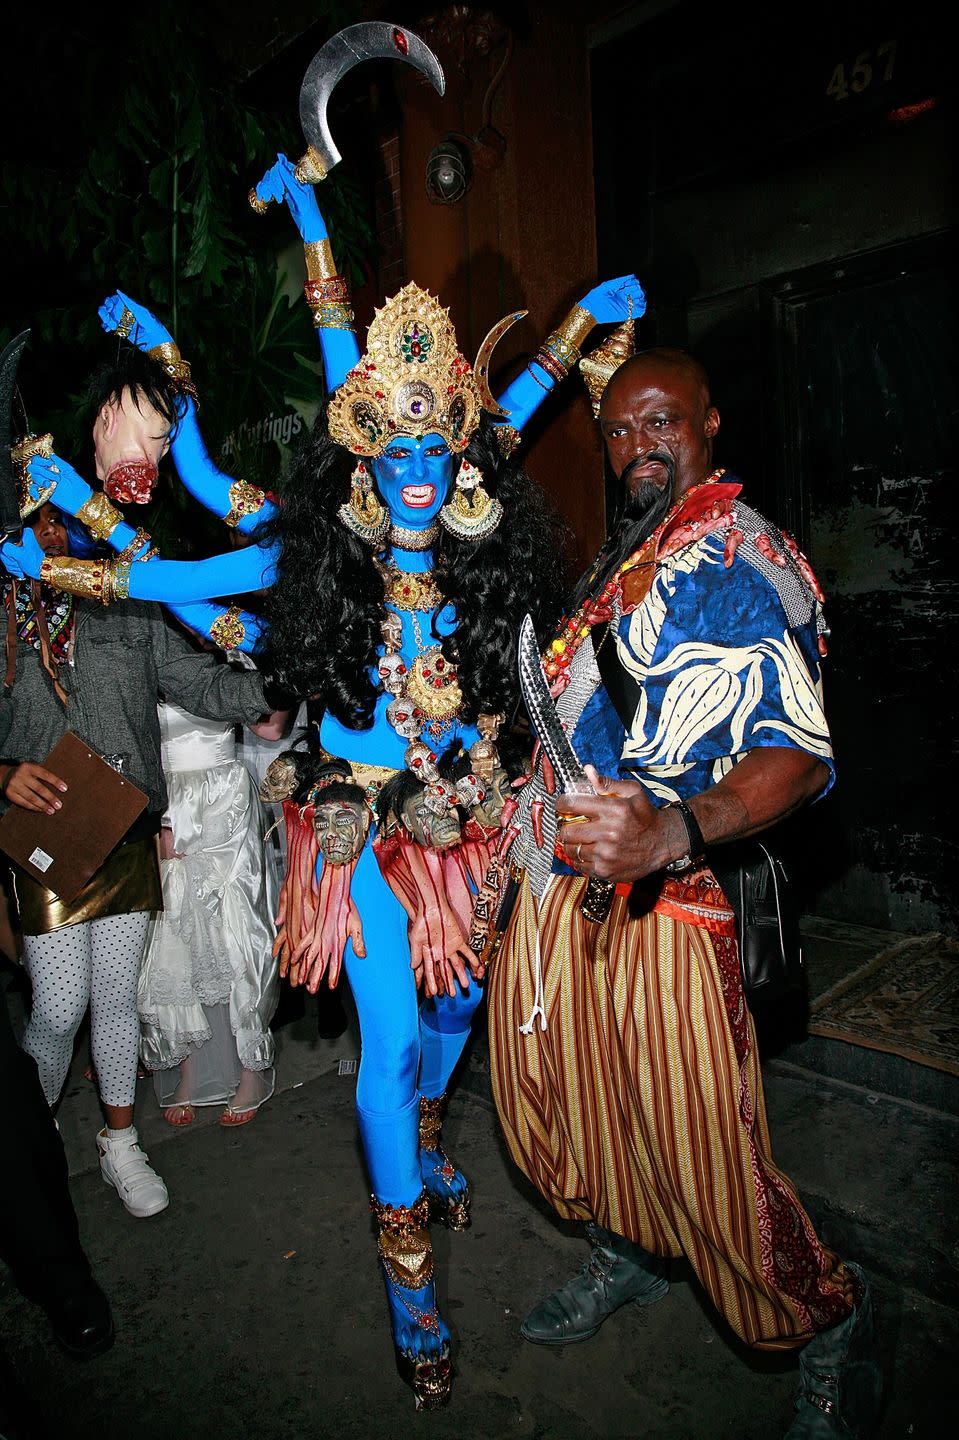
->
[13,835,162,935]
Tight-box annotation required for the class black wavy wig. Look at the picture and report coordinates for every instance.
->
[258,412,568,730]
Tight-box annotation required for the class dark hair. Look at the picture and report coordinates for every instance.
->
[259,412,568,730]
[86,343,182,435]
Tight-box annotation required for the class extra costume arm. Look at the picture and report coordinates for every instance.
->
[493,276,646,442]
[98,291,277,537]
[9,539,280,605]
[250,153,360,394]
[149,608,273,725]
[165,601,266,656]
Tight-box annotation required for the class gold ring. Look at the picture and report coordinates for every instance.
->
[248,187,269,215]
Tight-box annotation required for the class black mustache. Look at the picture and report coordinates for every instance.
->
[621,451,674,489]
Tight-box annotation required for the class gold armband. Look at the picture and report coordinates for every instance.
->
[303,238,338,281]
[223,479,266,529]
[40,556,111,604]
[552,304,595,353]
[209,605,247,651]
[532,306,596,383]
[77,491,123,542]
[307,300,355,331]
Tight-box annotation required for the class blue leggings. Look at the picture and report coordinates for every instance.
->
[344,842,483,1206]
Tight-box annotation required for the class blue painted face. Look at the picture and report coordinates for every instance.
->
[371,433,453,528]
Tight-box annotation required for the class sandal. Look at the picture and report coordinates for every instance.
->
[162,1104,195,1127]
[219,1104,257,1127]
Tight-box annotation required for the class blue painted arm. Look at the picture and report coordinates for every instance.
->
[98,291,277,536]
[0,526,278,604]
[250,153,361,395]
[123,543,278,602]
[166,601,266,656]
[493,275,646,434]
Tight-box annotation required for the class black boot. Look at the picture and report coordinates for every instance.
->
[521,1221,669,1345]
[786,1263,882,1438]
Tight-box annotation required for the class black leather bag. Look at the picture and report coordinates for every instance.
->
[710,841,805,1007]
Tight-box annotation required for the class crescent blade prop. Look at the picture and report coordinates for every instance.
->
[295,22,446,184]
[473,310,527,418]
[0,328,31,541]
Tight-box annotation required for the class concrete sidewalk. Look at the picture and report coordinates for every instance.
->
[1,964,956,1440]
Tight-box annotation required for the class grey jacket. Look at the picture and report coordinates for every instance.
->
[0,597,269,816]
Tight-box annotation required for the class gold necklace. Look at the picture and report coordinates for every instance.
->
[376,557,442,612]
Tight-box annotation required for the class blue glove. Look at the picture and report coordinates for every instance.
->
[28,453,94,516]
[251,153,327,243]
[579,275,646,324]
[98,291,173,351]
[0,528,44,581]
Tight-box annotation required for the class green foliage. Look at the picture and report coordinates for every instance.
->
[2,4,376,556]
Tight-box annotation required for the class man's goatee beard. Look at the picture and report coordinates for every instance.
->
[622,474,675,526]
[565,462,676,614]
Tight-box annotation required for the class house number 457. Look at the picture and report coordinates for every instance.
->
[826,40,897,101]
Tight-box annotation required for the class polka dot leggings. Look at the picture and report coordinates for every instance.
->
[22,911,152,1108]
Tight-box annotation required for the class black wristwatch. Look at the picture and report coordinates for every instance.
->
[663,798,707,874]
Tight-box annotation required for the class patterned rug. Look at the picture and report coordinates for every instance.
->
[808,932,959,1076]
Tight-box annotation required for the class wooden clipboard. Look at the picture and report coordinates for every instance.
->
[0,731,148,903]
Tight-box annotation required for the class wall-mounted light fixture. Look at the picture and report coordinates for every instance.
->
[425,133,474,205]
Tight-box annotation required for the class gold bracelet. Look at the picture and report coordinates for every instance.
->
[209,606,247,650]
[117,527,153,563]
[304,276,349,305]
[309,300,355,331]
[107,561,132,602]
[223,479,266,529]
[40,556,109,604]
[303,238,337,280]
[148,341,193,386]
[77,491,123,542]
[551,305,595,354]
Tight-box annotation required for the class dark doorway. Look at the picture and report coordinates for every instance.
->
[777,236,958,931]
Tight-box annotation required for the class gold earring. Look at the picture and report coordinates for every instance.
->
[438,459,503,541]
[337,460,389,547]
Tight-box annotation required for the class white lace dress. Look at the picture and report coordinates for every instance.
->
[137,701,279,1111]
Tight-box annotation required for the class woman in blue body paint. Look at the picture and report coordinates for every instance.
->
[1,152,643,1408]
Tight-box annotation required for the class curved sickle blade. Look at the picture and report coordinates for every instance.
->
[473,310,528,418]
[298,23,446,181]
[0,328,30,540]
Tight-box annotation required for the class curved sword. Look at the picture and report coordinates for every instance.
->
[294,22,446,184]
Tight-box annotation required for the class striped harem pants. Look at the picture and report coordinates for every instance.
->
[487,874,856,1350]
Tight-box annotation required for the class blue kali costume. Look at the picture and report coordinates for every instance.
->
[1,152,644,1408]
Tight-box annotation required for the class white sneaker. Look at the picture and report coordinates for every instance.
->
[96,1128,169,1218]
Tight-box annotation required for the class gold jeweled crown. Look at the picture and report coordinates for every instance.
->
[326,284,482,457]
